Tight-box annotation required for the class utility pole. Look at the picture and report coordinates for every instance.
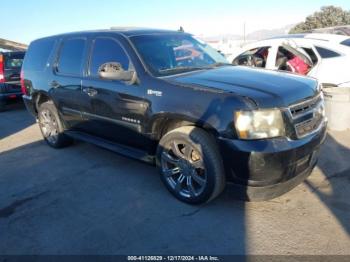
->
[243,22,246,44]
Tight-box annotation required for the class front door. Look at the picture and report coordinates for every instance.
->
[81,36,150,150]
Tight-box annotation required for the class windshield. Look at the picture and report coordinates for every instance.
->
[130,34,229,76]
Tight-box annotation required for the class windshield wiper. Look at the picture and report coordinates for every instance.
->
[159,63,232,75]
[206,62,233,68]
[159,66,206,74]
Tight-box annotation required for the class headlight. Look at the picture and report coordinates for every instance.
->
[234,109,285,139]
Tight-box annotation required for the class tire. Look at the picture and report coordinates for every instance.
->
[157,126,226,204]
[37,101,72,148]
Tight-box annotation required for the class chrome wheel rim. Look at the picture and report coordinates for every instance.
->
[161,140,207,198]
[39,109,59,144]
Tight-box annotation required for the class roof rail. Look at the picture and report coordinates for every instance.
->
[110,26,146,31]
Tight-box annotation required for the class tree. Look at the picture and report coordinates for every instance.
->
[289,6,350,34]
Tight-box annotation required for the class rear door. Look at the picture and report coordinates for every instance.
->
[2,52,24,93]
[50,37,88,129]
[4,52,24,84]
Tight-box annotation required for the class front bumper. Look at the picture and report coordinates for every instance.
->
[218,123,327,201]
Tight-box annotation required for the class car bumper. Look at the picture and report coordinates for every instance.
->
[218,123,327,201]
[0,83,22,102]
[0,92,23,102]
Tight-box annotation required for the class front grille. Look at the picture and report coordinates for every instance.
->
[295,113,323,138]
[288,93,325,138]
[289,94,323,118]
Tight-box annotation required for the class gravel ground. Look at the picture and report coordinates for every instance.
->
[0,103,349,255]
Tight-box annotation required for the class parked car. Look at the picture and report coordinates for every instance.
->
[310,25,350,36]
[0,51,25,111]
[22,28,327,204]
[229,33,350,88]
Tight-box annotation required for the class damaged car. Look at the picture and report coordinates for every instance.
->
[22,28,327,204]
[229,33,350,88]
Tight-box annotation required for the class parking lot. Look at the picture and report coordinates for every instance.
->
[0,103,349,255]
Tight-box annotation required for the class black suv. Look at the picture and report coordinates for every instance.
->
[22,28,327,204]
[0,51,25,111]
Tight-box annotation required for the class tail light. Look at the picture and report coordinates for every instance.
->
[0,55,4,83]
[20,70,28,95]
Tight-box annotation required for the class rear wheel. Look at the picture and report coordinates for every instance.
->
[157,126,226,204]
[38,101,72,148]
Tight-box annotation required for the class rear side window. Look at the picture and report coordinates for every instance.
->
[57,38,86,76]
[89,37,130,77]
[315,46,341,58]
[341,39,350,47]
[23,39,55,71]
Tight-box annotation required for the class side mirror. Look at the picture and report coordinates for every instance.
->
[98,62,136,83]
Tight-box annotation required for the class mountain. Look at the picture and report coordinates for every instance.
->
[246,24,295,40]
[199,34,241,42]
[200,24,296,42]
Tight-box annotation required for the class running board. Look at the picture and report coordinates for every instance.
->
[65,131,155,164]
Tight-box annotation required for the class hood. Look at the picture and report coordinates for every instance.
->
[168,66,318,108]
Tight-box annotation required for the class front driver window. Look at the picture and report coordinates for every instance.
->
[233,46,270,68]
[89,37,131,77]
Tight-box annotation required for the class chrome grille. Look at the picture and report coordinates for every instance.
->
[289,94,323,118]
[294,109,324,137]
[288,93,325,138]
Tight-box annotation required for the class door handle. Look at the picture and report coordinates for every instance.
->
[50,81,61,88]
[82,87,98,97]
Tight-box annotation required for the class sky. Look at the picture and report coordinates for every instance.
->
[2,0,350,44]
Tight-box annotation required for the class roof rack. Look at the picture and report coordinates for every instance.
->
[110,26,147,31]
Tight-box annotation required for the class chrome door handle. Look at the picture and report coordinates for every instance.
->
[83,87,98,97]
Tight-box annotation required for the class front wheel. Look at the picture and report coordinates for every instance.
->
[157,126,226,204]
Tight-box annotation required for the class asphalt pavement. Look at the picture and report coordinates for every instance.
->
[0,103,349,255]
